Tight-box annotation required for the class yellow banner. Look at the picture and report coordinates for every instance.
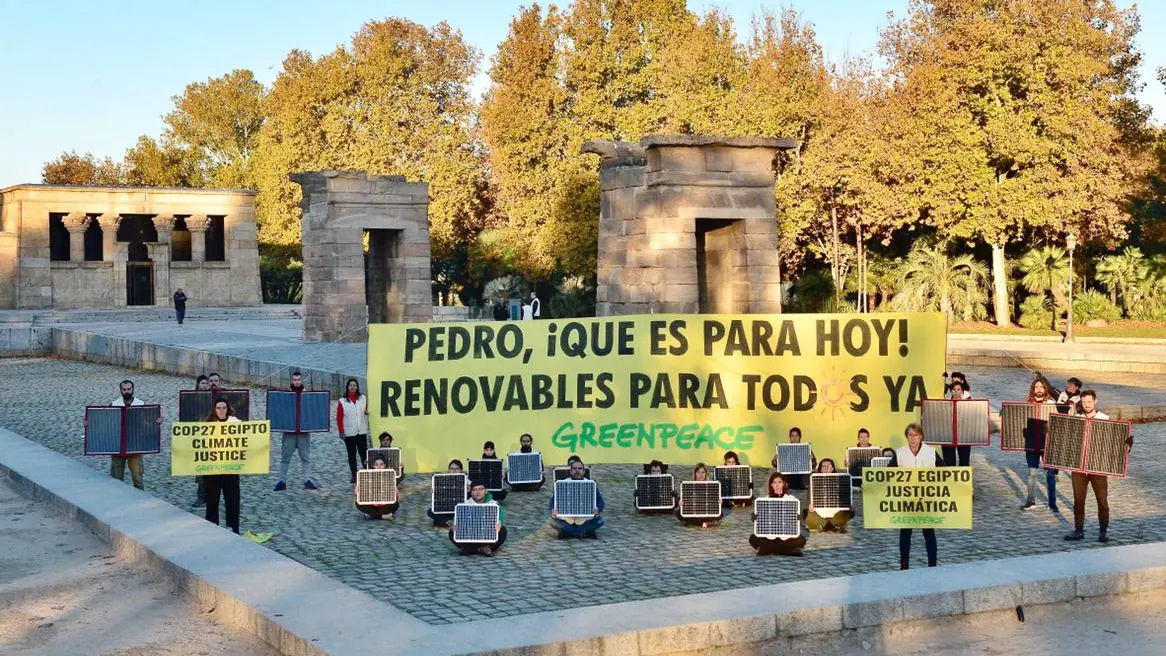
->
[368,313,947,472]
[861,467,973,529]
[170,420,271,476]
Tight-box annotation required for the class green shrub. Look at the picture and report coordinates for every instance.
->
[1071,289,1121,323]
[1018,295,1053,330]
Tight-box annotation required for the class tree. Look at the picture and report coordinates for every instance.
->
[892,239,989,324]
[1095,247,1149,315]
[122,135,207,187]
[162,69,266,189]
[42,151,123,185]
[1017,246,1069,330]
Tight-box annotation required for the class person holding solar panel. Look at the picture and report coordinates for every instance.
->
[804,459,854,533]
[506,433,545,491]
[844,428,877,489]
[354,456,399,519]
[1065,390,1131,543]
[676,463,723,526]
[550,459,605,539]
[749,473,807,556]
[98,380,154,490]
[771,427,816,490]
[274,372,317,492]
[428,459,467,528]
[203,399,243,534]
[450,480,507,555]
[1021,377,1061,513]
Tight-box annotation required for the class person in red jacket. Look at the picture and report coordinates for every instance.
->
[336,378,369,484]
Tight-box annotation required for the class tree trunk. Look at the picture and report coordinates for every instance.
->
[830,205,841,304]
[991,243,1010,326]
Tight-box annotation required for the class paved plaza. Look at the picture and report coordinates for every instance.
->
[0,356,1163,626]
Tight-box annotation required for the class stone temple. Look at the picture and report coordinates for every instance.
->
[583,135,796,316]
[0,184,261,309]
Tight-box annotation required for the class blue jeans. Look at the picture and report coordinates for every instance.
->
[279,432,311,482]
[551,516,604,538]
[1024,452,1057,507]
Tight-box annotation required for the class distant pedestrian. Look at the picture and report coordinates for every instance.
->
[173,288,187,325]
[530,291,541,319]
[521,302,533,321]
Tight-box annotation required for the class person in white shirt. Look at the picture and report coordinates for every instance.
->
[110,379,146,489]
[336,378,369,484]
[895,423,939,569]
[1065,390,1130,543]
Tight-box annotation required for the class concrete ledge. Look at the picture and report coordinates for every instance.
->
[947,348,1166,374]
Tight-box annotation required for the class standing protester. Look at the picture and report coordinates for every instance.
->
[336,378,369,484]
[1065,390,1131,543]
[1057,377,1083,412]
[896,423,939,569]
[941,380,973,467]
[192,374,212,509]
[203,399,243,534]
[449,480,507,556]
[550,459,605,539]
[274,371,317,491]
[1022,377,1060,513]
[173,288,187,325]
[748,473,807,556]
[529,291,541,319]
[107,380,146,490]
[208,373,222,390]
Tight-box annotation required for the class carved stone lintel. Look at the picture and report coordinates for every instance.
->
[61,212,91,233]
[186,214,212,232]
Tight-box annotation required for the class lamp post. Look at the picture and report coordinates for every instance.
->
[1064,233,1077,344]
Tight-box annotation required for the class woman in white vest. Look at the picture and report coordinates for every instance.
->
[336,378,369,484]
[895,422,939,569]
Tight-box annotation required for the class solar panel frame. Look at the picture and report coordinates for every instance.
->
[922,398,991,446]
[84,405,162,456]
[453,503,500,543]
[265,390,331,432]
[713,465,753,500]
[1045,414,1087,471]
[810,473,853,514]
[754,497,801,540]
[1082,418,1132,478]
[847,447,882,470]
[999,402,1053,452]
[634,474,675,510]
[468,459,504,492]
[921,399,955,445]
[554,479,597,518]
[122,405,162,455]
[84,406,125,455]
[507,452,544,485]
[367,447,402,475]
[355,469,398,505]
[179,390,251,422]
[870,457,892,468]
[775,443,813,475]
[431,473,469,514]
[679,480,722,519]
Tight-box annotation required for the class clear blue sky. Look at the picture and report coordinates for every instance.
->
[1,1,1162,187]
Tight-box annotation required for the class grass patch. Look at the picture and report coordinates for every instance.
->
[950,321,1166,339]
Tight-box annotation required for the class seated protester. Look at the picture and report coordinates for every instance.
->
[749,473,807,556]
[675,463,724,527]
[771,427,816,490]
[549,459,605,539]
[376,431,405,481]
[804,459,855,533]
[449,480,507,556]
[354,457,399,520]
[480,440,507,502]
[881,447,898,468]
[427,459,466,528]
[720,451,752,507]
[505,433,546,491]
[634,460,674,513]
[845,428,878,488]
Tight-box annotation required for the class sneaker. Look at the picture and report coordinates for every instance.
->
[350,474,356,484]
[1050,505,1061,514]
[304,480,318,490]
[192,499,205,508]
[1064,530,1085,541]
[1099,530,1110,543]
[273,481,287,492]
[1020,501,1037,511]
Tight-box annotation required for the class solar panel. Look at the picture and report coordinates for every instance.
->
[507,452,543,484]
[265,390,330,432]
[179,390,251,422]
[847,447,882,470]
[679,481,722,519]
[754,497,801,539]
[355,469,398,505]
[635,474,674,510]
[554,479,597,518]
[468,459,504,492]
[1083,419,1132,477]
[713,465,753,499]
[922,398,991,446]
[775,443,812,475]
[367,447,401,475]
[1000,402,1055,452]
[1045,414,1088,471]
[921,399,954,445]
[431,473,468,514]
[84,405,161,456]
[453,503,500,543]
[870,457,892,468]
[554,466,591,481]
[810,473,853,513]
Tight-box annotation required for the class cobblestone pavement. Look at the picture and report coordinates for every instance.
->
[1,356,1163,626]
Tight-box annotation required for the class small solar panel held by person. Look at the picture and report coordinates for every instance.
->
[679,481,722,519]
[507,452,543,484]
[453,503,500,543]
[355,469,397,505]
[713,465,753,499]
[431,473,468,514]
[870,457,892,468]
[1000,402,1053,452]
[84,405,162,456]
[635,474,674,510]
[921,398,991,446]
[1046,414,1131,477]
[469,459,504,491]
[179,390,252,422]
[367,448,402,476]
[554,479,597,518]
[553,466,591,481]
[266,390,331,432]
[847,447,882,470]
[754,497,801,540]
[810,473,853,513]
[775,443,813,475]
[1045,414,1087,471]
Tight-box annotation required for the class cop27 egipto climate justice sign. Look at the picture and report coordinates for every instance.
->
[170,420,271,476]
[368,313,946,472]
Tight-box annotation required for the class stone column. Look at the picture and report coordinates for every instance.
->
[96,213,121,263]
[151,215,176,304]
[187,214,211,262]
[62,212,90,262]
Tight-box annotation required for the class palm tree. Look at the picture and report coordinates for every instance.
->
[1017,246,1069,331]
[1095,247,1149,317]
[891,240,989,324]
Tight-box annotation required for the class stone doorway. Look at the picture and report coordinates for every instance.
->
[696,218,744,314]
[126,262,154,306]
[365,229,405,324]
